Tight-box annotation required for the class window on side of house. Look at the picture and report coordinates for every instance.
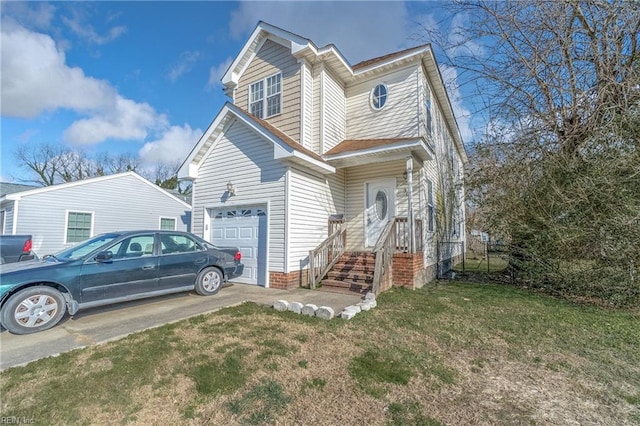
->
[66,211,92,243]
[266,73,281,117]
[426,179,434,232]
[371,83,388,110]
[249,73,282,119]
[249,80,264,118]
[160,217,176,231]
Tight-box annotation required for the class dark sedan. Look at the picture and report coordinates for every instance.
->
[0,230,244,335]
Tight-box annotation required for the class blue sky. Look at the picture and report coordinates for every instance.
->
[1,1,474,183]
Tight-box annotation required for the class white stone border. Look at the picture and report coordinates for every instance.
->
[271,292,377,321]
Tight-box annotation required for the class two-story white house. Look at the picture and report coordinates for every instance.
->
[179,22,467,292]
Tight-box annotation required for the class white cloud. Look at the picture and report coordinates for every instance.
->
[207,56,233,90]
[229,1,412,64]
[1,21,117,118]
[168,51,201,82]
[1,2,57,31]
[1,20,168,146]
[60,7,127,45]
[138,124,202,167]
[63,97,168,145]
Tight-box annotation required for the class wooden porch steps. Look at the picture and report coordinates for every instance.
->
[318,252,374,295]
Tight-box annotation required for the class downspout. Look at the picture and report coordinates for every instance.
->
[406,156,415,253]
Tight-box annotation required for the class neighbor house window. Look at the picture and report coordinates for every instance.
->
[160,217,176,231]
[371,84,388,110]
[426,179,434,232]
[66,211,92,243]
[249,73,281,118]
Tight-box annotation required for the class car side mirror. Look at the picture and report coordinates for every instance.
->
[95,251,113,263]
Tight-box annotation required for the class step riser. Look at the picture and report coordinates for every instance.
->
[326,273,373,283]
[319,252,375,295]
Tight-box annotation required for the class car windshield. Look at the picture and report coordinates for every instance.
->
[55,234,120,260]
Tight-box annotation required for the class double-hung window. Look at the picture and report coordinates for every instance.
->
[66,211,92,243]
[160,217,176,231]
[249,73,281,118]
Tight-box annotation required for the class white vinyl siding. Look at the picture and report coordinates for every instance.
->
[346,66,420,140]
[288,167,346,270]
[191,120,287,272]
[0,201,15,235]
[322,68,346,153]
[236,39,301,142]
[11,174,191,255]
[311,65,323,154]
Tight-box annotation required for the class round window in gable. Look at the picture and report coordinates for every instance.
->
[371,84,388,110]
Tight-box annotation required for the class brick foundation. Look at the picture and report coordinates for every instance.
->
[269,270,310,290]
[391,252,425,290]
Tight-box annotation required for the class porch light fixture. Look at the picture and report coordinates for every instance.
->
[226,182,236,196]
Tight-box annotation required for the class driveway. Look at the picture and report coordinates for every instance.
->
[0,284,362,370]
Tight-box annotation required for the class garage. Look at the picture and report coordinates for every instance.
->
[210,206,267,285]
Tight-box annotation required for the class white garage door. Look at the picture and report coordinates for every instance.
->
[211,206,267,285]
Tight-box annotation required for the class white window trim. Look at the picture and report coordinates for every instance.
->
[248,72,282,119]
[159,216,177,231]
[64,210,94,244]
[0,209,5,234]
[370,83,389,111]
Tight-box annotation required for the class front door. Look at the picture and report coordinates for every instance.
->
[365,179,396,247]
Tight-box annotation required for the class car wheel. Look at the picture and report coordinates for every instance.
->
[195,267,223,296]
[1,286,67,335]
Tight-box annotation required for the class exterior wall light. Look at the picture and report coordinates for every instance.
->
[226,182,236,196]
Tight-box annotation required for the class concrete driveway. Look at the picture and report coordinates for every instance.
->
[0,284,361,370]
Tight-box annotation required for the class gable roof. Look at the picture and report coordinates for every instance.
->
[0,182,39,197]
[178,102,335,180]
[220,21,467,162]
[1,172,192,208]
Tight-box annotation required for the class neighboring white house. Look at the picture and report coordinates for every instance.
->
[0,172,192,256]
[179,21,466,289]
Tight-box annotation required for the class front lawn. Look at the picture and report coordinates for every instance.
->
[1,282,638,425]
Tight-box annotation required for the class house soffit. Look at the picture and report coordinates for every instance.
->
[323,138,434,168]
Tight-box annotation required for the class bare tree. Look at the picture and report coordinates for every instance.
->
[14,143,71,186]
[427,0,640,304]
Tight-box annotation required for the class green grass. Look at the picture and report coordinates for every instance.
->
[457,253,509,273]
[1,281,638,425]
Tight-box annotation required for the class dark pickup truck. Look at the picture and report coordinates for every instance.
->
[0,235,37,264]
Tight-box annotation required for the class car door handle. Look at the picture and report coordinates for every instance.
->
[194,258,206,265]
[142,265,156,270]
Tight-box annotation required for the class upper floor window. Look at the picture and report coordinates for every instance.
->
[371,84,388,110]
[250,73,281,118]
